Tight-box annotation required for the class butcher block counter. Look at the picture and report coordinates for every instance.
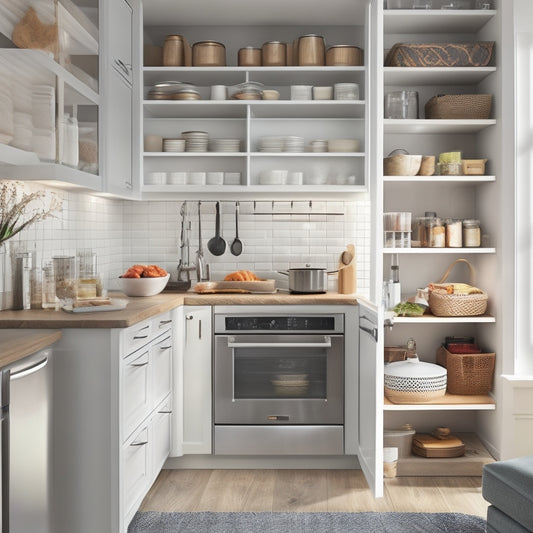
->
[0,329,62,368]
[0,291,358,329]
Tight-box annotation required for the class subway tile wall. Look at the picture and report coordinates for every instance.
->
[11,185,371,296]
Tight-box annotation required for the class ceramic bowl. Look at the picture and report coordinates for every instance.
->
[118,274,170,297]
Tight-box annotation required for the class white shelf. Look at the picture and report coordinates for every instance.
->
[3,163,102,192]
[384,119,496,134]
[383,247,496,254]
[392,314,495,324]
[57,0,99,56]
[143,66,365,87]
[144,100,365,119]
[384,394,496,411]
[251,152,365,157]
[383,9,496,34]
[384,67,497,86]
[0,49,99,105]
[0,144,41,166]
[143,152,246,157]
[383,175,495,183]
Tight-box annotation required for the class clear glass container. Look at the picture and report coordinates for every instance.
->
[384,91,419,119]
[463,219,481,247]
[429,217,445,247]
[53,255,77,305]
[437,162,462,176]
[445,219,463,248]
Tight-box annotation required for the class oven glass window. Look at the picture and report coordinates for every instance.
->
[233,347,327,399]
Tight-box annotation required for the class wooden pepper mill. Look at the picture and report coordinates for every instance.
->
[338,244,357,294]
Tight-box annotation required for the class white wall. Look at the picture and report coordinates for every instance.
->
[8,183,371,296]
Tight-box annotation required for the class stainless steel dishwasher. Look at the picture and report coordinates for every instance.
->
[6,349,52,533]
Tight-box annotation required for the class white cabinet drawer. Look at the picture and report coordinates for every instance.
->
[123,425,150,525]
[151,396,172,485]
[122,346,151,440]
[151,333,172,408]
[122,319,153,355]
[153,311,173,336]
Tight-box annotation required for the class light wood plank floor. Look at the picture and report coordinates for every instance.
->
[140,470,489,518]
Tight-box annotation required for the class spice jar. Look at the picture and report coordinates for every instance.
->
[463,219,481,247]
[163,34,184,66]
[445,219,462,248]
[429,217,445,247]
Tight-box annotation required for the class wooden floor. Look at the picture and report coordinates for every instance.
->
[140,469,489,518]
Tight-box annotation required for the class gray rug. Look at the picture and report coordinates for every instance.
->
[128,511,487,532]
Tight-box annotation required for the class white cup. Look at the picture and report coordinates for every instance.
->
[187,171,206,185]
[313,86,333,100]
[210,85,227,100]
[144,135,163,152]
[206,171,224,185]
[287,171,304,185]
[145,171,167,185]
[167,171,187,185]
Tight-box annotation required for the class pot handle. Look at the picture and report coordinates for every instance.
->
[327,269,339,274]
[277,270,289,276]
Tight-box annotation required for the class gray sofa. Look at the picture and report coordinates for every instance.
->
[482,455,533,533]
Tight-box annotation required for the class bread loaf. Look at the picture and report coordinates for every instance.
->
[224,270,261,281]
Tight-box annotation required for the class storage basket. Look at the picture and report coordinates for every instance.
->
[385,42,494,67]
[425,94,492,119]
[383,153,422,176]
[437,346,495,395]
[428,259,488,317]
[462,159,488,175]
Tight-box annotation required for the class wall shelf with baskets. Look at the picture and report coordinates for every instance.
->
[380,5,500,472]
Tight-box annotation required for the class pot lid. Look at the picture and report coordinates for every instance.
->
[385,356,447,379]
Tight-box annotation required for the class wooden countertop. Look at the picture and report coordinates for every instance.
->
[0,329,62,368]
[0,291,358,329]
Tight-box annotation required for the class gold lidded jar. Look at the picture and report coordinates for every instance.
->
[326,45,363,66]
[238,46,261,66]
[298,34,325,66]
[192,41,226,66]
[163,34,184,66]
[262,41,286,66]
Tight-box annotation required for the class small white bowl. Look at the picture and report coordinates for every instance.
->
[313,86,333,100]
[328,139,361,152]
[118,274,170,297]
[262,89,280,100]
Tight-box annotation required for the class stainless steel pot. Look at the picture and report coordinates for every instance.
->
[278,267,335,294]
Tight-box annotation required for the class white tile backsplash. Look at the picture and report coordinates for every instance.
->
[9,184,371,297]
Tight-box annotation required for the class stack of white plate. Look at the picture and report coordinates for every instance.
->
[290,85,313,100]
[258,136,284,152]
[182,130,209,152]
[163,138,186,152]
[334,83,360,100]
[145,171,167,185]
[284,136,305,152]
[259,169,288,185]
[187,171,206,185]
[309,140,328,153]
[167,171,187,185]
[12,111,33,151]
[210,138,240,152]
[31,85,56,160]
[0,81,14,145]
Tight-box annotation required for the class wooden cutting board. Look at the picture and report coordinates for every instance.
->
[194,280,276,294]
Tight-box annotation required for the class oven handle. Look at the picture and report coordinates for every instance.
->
[227,336,331,349]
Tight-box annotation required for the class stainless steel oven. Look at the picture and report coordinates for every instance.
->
[213,309,345,455]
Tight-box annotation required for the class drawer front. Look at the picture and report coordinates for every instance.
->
[153,311,173,337]
[122,318,153,355]
[122,347,151,440]
[151,333,172,408]
[123,425,150,524]
[151,396,172,484]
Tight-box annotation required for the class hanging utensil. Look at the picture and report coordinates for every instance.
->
[207,201,226,256]
[196,201,208,281]
[230,202,243,256]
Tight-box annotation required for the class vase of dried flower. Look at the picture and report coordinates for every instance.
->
[0,241,13,310]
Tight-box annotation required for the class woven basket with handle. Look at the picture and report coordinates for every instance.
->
[428,259,488,317]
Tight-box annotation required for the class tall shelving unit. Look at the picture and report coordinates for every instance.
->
[380,5,501,475]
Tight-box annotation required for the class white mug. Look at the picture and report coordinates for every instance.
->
[210,85,227,100]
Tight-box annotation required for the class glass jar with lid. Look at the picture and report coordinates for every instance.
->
[463,219,481,247]
[445,219,462,248]
[428,217,445,248]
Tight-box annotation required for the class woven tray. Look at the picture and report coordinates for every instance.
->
[428,259,488,317]
[385,42,494,67]
[437,346,495,395]
[425,94,492,120]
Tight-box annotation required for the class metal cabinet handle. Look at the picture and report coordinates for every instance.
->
[130,360,149,367]
[186,314,193,320]
[114,58,131,76]
[130,440,148,447]
[158,410,172,414]
[227,336,331,349]
[133,324,150,340]
[10,357,48,380]
[359,324,378,342]
[129,351,149,367]
[159,319,172,327]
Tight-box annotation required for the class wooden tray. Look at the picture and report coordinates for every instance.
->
[194,280,276,294]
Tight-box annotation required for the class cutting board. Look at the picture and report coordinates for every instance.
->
[194,279,276,294]
[338,244,357,294]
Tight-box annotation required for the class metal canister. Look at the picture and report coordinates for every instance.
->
[298,34,325,66]
[326,45,363,66]
[262,41,286,66]
[238,47,261,66]
[163,34,184,66]
[192,41,226,66]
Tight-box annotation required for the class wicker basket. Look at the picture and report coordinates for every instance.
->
[437,346,495,395]
[425,94,492,119]
[428,259,488,317]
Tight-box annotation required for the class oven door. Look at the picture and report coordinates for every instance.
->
[214,334,344,425]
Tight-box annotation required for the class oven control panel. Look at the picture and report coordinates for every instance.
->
[215,314,344,334]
